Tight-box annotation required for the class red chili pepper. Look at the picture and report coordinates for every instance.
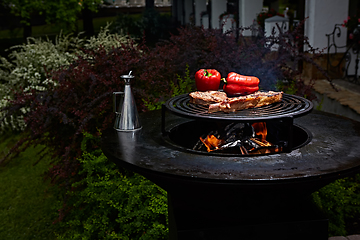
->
[195,69,221,91]
[222,72,259,96]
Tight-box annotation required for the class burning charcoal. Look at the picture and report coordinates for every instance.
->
[200,135,225,152]
[217,139,242,150]
[240,146,248,155]
[205,130,220,139]
[225,134,241,145]
[221,123,254,144]
[193,138,207,151]
[244,139,261,149]
[193,130,220,150]
[224,123,253,138]
[193,129,228,152]
[250,138,272,147]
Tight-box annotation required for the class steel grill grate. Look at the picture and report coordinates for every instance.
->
[164,93,313,121]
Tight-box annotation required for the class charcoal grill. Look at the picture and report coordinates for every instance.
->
[102,92,360,240]
[162,92,313,154]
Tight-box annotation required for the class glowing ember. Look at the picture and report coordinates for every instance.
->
[200,135,225,152]
[250,138,272,147]
[252,122,267,142]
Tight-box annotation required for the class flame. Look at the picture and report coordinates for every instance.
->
[252,122,267,142]
[200,135,224,152]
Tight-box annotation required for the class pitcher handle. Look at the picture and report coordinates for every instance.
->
[113,92,124,113]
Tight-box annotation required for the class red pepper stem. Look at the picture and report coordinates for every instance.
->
[204,69,213,77]
[221,78,227,84]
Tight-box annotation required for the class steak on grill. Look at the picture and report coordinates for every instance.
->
[189,91,227,106]
[189,90,283,113]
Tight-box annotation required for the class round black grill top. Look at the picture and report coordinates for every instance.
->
[164,92,313,121]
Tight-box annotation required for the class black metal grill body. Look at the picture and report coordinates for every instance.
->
[102,108,360,240]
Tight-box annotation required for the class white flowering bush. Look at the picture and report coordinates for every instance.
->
[0,37,76,132]
[0,23,134,132]
[84,23,135,52]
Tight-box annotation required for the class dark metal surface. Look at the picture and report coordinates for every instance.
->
[163,93,313,121]
[102,109,360,192]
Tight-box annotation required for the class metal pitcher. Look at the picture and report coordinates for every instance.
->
[113,71,141,131]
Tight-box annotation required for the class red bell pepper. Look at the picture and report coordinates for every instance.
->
[222,72,260,96]
[195,69,221,91]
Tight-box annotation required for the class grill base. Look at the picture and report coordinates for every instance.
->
[169,190,328,240]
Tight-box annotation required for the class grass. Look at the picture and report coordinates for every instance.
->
[0,132,58,240]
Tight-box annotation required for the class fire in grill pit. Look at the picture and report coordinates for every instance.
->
[193,122,283,155]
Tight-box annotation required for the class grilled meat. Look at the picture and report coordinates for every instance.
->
[189,91,283,113]
[189,91,228,106]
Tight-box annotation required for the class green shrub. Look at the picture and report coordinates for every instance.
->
[56,133,168,239]
[312,175,360,236]
[143,64,195,111]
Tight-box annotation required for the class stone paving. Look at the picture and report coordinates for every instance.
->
[314,79,360,113]
[311,78,360,121]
